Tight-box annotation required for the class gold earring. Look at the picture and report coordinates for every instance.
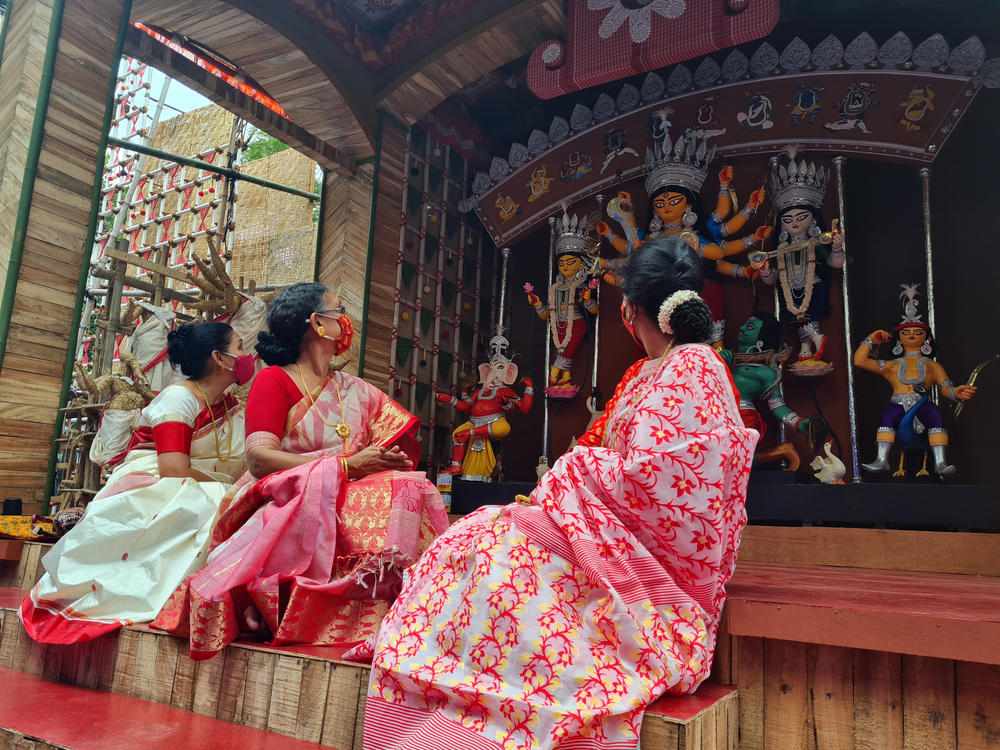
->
[317,325,326,337]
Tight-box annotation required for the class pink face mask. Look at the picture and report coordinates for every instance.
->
[219,351,255,385]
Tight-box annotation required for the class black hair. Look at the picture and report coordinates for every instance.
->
[748,310,781,351]
[256,281,328,366]
[166,321,233,379]
[622,235,712,345]
[647,185,711,238]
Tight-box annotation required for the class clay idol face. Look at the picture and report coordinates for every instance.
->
[652,191,688,225]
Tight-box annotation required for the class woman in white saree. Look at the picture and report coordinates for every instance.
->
[20,321,250,644]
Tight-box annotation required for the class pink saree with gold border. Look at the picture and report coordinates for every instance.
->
[153,371,449,660]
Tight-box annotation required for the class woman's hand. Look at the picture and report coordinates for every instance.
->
[346,445,413,479]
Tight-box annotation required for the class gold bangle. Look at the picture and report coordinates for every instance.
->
[340,456,351,480]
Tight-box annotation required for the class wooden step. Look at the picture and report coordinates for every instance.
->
[1,588,737,749]
[0,666,330,749]
[727,560,1000,664]
[0,540,49,589]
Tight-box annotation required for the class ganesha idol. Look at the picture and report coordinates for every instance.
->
[436,334,533,482]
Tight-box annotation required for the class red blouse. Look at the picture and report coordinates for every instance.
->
[245,366,304,438]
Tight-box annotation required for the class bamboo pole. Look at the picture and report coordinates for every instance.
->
[107,137,320,201]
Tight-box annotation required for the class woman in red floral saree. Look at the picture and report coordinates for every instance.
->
[357,236,759,749]
[153,283,448,660]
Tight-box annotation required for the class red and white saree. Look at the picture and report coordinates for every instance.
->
[361,343,758,749]
[20,386,244,644]
[153,369,449,660]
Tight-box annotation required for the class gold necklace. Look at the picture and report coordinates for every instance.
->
[192,380,233,461]
[295,363,351,451]
[604,343,674,449]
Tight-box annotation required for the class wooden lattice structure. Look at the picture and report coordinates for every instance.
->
[389,125,499,468]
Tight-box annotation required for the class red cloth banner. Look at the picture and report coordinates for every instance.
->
[528,0,778,99]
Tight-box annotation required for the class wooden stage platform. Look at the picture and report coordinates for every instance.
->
[0,547,739,749]
[4,528,999,749]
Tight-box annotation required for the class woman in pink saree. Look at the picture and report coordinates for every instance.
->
[153,283,448,660]
[358,236,759,749]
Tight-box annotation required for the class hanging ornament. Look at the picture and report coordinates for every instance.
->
[401,311,409,320]
[423,285,431,294]
[463,302,471,311]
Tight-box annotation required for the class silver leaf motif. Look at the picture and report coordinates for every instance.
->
[721,49,749,82]
[640,72,666,103]
[616,83,640,113]
[780,37,812,73]
[508,143,530,169]
[843,32,878,69]
[749,43,779,77]
[570,103,594,132]
[593,93,616,122]
[457,197,478,214]
[526,130,549,156]
[948,36,986,74]
[549,116,570,143]
[811,35,843,70]
[471,172,492,197]
[694,57,721,88]
[973,58,1000,89]
[666,65,693,94]
[911,33,949,71]
[877,31,913,67]
[489,157,510,183]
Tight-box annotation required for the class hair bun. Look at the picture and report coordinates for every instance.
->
[256,329,299,366]
[167,324,193,345]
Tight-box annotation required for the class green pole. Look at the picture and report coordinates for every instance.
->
[0,0,14,70]
[44,0,134,510]
[313,168,328,282]
[357,110,386,378]
[0,0,67,370]
[107,137,321,201]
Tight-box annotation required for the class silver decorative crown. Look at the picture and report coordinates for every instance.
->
[488,334,513,365]
[553,210,593,256]
[896,282,929,330]
[770,153,828,213]
[644,130,714,196]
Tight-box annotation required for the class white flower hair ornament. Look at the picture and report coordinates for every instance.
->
[657,290,701,334]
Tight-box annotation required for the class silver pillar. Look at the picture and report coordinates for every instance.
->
[833,156,861,482]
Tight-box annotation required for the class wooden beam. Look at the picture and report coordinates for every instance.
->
[123,27,357,175]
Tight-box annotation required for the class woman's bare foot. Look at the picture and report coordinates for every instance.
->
[241,605,270,640]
